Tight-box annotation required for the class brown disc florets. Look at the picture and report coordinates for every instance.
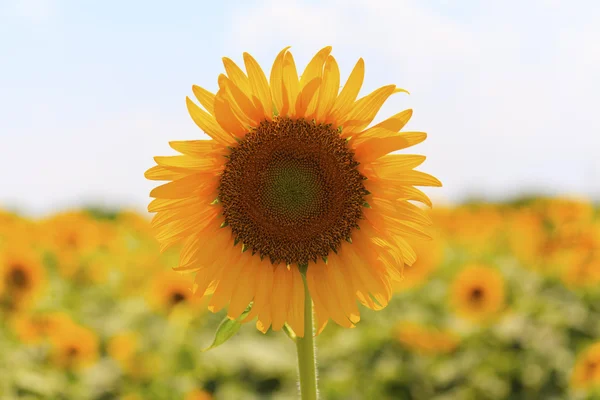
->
[218,117,368,266]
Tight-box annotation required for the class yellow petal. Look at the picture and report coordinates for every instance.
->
[286,267,305,337]
[227,256,258,319]
[154,212,218,245]
[177,225,229,271]
[360,154,426,176]
[282,52,300,117]
[329,58,364,123]
[269,47,291,115]
[154,155,218,171]
[340,85,398,132]
[222,57,251,96]
[373,169,442,187]
[313,266,353,328]
[151,205,213,230]
[148,197,197,213]
[218,74,260,127]
[314,56,340,122]
[305,267,331,332]
[150,174,214,199]
[214,91,248,138]
[299,46,332,116]
[270,265,291,331]
[256,307,272,334]
[299,46,332,89]
[186,97,235,145]
[350,109,413,140]
[243,52,273,120]
[193,263,221,297]
[208,250,244,313]
[168,140,223,157]
[327,259,360,324]
[191,85,216,116]
[371,198,432,226]
[242,260,274,323]
[364,181,433,207]
[295,77,321,117]
[144,165,191,181]
[353,132,428,163]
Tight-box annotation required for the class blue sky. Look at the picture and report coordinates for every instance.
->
[1,0,599,215]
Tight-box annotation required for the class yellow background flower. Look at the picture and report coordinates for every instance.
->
[450,264,505,322]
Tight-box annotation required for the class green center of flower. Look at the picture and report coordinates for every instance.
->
[219,117,368,266]
[262,159,323,223]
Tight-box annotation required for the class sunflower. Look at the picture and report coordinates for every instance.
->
[0,246,46,311]
[560,250,600,288]
[12,311,74,344]
[146,46,441,335]
[108,331,139,365]
[107,331,163,381]
[394,321,459,355]
[185,389,213,400]
[393,235,444,291]
[450,264,505,322]
[50,323,99,370]
[571,342,600,389]
[147,270,203,313]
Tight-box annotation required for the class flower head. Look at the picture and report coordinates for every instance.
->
[0,246,46,311]
[450,264,505,322]
[146,47,441,335]
[571,342,600,389]
[50,323,99,370]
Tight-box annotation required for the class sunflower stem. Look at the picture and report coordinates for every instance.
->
[296,271,318,400]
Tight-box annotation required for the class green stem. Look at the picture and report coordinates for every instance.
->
[296,272,318,400]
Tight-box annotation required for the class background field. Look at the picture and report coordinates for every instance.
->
[1,197,599,399]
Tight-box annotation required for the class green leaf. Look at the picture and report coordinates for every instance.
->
[282,323,297,343]
[202,303,253,351]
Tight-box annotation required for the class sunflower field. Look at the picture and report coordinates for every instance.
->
[1,196,599,400]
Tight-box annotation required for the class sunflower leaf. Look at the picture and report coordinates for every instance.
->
[282,323,297,343]
[202,303,253,352]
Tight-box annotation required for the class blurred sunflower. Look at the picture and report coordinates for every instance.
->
[0,212,39,247]
[394,321,459,355]
[42,212,101,254]
[41,212,103,277]
[0,246,46,311]
[108,331,139,366]
[560,250,600,288]
[147,270,202,313]
[450,264,505,322]
[107,331,162,381]
[507,209,547,268]
[571,342,600,389]
[393,235,444,291]
[50,323,99,370]
[146,46,440,335]
[185,389,213,400]
[12,311,74,344]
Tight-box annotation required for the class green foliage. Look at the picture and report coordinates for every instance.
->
[203,305,253,351]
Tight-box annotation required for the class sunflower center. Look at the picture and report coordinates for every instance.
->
[67,346,80,358]
[469,287,484,303]
[219,117,368,265]
[170,291,186,306]
[7,265,29,289]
